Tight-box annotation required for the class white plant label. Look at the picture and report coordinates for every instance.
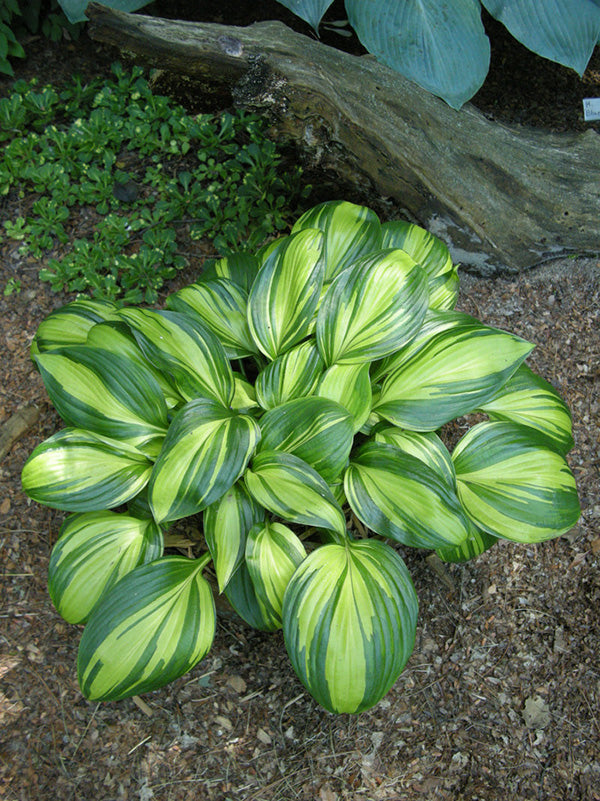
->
[583,98,600,121]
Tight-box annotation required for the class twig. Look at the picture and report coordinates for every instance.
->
[0,405,41,461]
[132,695,153,716]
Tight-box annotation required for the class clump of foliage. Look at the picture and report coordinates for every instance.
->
[0,0,81,75]
[22,201,580,713]
[1,64,309,302]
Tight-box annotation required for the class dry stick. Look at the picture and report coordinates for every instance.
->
[0,404,41,462]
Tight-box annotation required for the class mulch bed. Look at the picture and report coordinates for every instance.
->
[1,6,599,801]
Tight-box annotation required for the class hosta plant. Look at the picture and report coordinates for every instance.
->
[22,200,580,713]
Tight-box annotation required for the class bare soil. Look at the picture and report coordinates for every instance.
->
[1,6,599,801]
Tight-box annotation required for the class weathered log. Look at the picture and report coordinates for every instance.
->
[85,2,600,273]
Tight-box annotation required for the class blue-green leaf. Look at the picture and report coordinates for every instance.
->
[21,429,153,512]
[275,0,335,30]
[283,538,418,713]
[344,442,470,549]
[48,511,163,624]
[345,0,490,109]
[78,555,215,701]
[149,398,261,523]
[483,0,600,76]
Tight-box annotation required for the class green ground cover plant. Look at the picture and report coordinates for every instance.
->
[1,63,309,302]
[22,200,580,714]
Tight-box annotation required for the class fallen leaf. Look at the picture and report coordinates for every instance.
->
[227,674,247,694]
[256,727,272,745]
[523,695,551,729]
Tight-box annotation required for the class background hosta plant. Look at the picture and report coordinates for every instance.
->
[22,200,580,713]
[57,0,600,108]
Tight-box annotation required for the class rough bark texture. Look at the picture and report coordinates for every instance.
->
[85,2,600,273]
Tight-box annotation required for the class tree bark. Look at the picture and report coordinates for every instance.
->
[85,2,600,273]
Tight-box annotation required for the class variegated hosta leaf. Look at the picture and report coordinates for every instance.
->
[203,482,265,593]
[21,429,153,512]
[371,308,480,383]
[246,520,307,628]
[316,362,372,433]
[258,397,354,483]
[375,321,534,430]
[48,511,163,624]
[282,538,418,713]
[166,278,258,359]
[479,364,574,454]
[381,219,453,276]
[436,526,498,563]
[373,426,456,487]
[244,451,347,536]
[344,442,470,549]
[255,340,324,411]
[316,249,429,366]
[231,372,260,414]
[452,421,580,543]
[149,398,261,523]
[86,321,183,409]
[292,200,383,281]
[247,228,325,360]
[127,487,154,520]
[31,298,120,357]
[77,555,215,701]
[35,346,168,452]
[119,308,234,406]
[223,560,280,631]
[200,251,260,294]
[428,265,459,311]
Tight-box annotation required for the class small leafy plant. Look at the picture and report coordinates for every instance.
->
[22,201,580,713]
[1,64,308,303]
